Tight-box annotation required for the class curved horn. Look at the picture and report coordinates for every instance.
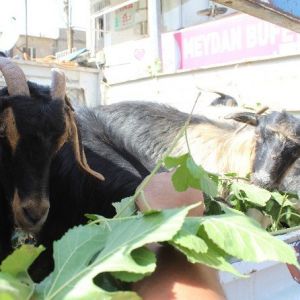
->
[0,57,30,96]
[51,68,66,100]
[224,111,258,126]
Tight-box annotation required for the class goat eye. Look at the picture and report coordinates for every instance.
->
[271,154,277,160]
[0,124,6,138]
[293,148,300,156]
[276,132,284,140]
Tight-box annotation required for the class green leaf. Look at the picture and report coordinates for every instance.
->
[1,244,44,276]
[171,237,241,276]
[172,218,208,254]
[112,197,136,218]
[0,245,44,300]
[87,197,137,221]
[170,217,242,276]
[198,213,299,266]
[166,154,198,191]
[167,153,217,196]
[186,158,218,197]
[231,182,271,206]
[172,164,198,192]
[84,214,98,221]
[271,192,294,207]
[204,198,223,215]
[81,289,141,300]
[37,205,194,300]
[112,247,156,282]
[0,272,33,300]
[164,154,188,168]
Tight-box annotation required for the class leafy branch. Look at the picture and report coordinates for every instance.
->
[0,93,299,299]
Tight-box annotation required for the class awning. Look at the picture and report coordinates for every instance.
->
[92,0,139,18]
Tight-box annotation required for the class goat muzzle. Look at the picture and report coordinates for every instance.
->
[12,191,50,234]
[251,172,275,190]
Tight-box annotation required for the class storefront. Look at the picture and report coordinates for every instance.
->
[88,1,300,113]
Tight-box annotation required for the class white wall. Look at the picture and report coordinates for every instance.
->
[102,55,300,113]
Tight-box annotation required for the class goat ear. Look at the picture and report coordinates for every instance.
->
[65,108,105,181]
[224,112,258,126]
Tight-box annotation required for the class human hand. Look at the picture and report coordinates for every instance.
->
[135,172,205,216]
[134,173,226,299]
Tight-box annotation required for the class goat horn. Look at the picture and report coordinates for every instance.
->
[51,68,66,100]
[0,57,30,96]
[256,106,269,115]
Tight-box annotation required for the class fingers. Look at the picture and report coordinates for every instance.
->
[135,172,205,216]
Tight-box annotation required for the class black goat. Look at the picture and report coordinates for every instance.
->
[94,101,300,191]
[31,110,145,279]
[0,59,70,261]
[0,59,145,281]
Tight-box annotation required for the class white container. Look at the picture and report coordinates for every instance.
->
[220,230,300,300]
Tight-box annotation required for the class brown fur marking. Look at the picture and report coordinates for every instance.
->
[4,108,20,152]
[67,108,105,181]
[56,114,69,152]
[173,124,256,176]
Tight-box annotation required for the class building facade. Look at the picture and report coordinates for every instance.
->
[10,28,86,60]
[87,0,300,113]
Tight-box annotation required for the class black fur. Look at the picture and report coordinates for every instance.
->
[0,84,145,281]
[0,82,67,261]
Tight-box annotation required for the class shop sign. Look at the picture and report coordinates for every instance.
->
[169,13,300,70]
[114,4,136,31]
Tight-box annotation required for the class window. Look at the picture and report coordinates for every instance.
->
[162,0,235,32]
[22,47,36,59]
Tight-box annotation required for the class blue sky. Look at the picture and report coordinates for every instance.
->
[0,0,89,38]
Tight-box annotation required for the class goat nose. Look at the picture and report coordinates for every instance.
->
[251,171,274,190]
[22,206,44,225]
[251,177,274,190]
[13,191,50,233]
[20,200,49,228]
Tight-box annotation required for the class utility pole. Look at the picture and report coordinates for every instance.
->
[64,0,73,52]
[147,0,162,68]
[25,0,28,57]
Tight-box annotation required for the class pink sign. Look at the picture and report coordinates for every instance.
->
[170,13,300,70]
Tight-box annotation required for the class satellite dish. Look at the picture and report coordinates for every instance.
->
[0,17,19,52]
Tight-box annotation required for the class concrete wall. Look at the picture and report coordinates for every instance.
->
[11,29,86,59]
[56,28,87,53]
[0,60,102,108]
[12,35,57,58]
[102,54,300,113]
